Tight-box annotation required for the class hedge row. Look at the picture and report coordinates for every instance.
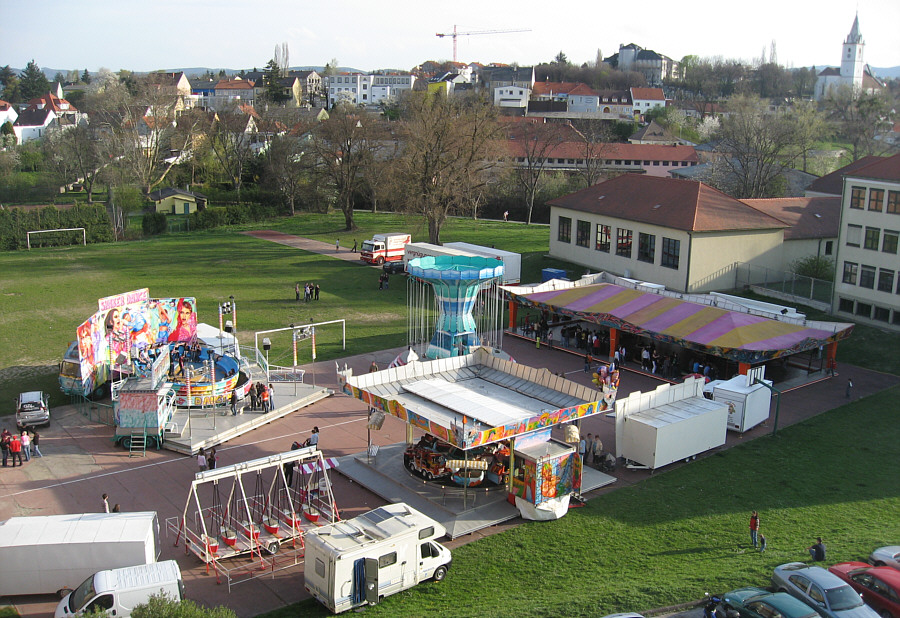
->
[189,202,286,230]
[0,203,114,250]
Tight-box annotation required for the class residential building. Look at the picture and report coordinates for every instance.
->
[291,70,323,105]
[0,100,18,126]
[629,120,681,145]
[148,187,207,215]
[145,72,193,111]
[630,87,667,118]
[814,14,884,101]
[493,85,531,109]
[369,73,416,105]
[548,174,787,292]
[742,197,841,267]
[506,141,698,178]
[206,79,256,110]
[481,66,535,91]
[605,44,679,86]
[13,108,57,143]
[832,153,900,330]
[804,156,883,197]
[526,84,632,120]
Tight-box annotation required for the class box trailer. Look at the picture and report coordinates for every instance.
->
[402,242,483,264]
[0,511,160,597]
[55,560,183,618]
[360,233,411,265]
[444,242,521,284]
[708,375,772,433]
[304,503,451,614]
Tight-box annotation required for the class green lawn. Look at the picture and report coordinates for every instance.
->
[260,387,900,618]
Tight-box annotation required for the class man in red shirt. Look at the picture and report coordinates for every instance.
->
[749,511,760,548]
[9,434,23,467]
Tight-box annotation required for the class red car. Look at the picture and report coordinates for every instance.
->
[828,562,900,618]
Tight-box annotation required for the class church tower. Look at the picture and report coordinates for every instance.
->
[840,13,864,90]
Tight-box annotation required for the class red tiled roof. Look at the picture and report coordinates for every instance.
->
[532,82,580,96]
[547,174,787,232]
[806,156,883,195]
[569,83,599,96]
[0,100,12,111]
[215,79,255,89]
[847,152,900,182]
[741,197,840,240]
[506,141,699,163]
[26,92,76,113]
[631,87,665,101]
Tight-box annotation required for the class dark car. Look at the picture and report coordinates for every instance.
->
[383,260,406,275]
[722,587,819,618]
[829,562,900,618]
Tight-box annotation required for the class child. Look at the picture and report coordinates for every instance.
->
[759,534,767,552]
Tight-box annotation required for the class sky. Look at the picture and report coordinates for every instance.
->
[1,0,899,76]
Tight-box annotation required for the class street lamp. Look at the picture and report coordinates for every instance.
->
[262,337,271,383]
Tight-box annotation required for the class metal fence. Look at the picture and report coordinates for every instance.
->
[735,263,833,311]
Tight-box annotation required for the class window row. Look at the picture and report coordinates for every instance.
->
[841,262,900,293]
[845,225,899,253]
[533,159,693,167]
[849,186,900,214]
[558,217,680,269]
[837,297,900,326]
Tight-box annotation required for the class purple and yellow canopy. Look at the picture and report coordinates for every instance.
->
[509,283,852,363]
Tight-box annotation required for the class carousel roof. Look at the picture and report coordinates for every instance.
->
[506,282,853,363]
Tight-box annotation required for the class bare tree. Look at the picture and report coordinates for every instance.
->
[508,120,568,224]
[309,103,380,230]
[824,85,895,160]
[569,119,615,188]
[201,103,259,198]
[43,123,106,202]
[391,91,503,244]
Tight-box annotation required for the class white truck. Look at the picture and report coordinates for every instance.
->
[304,503,452,614]
[0,511,160,597]
[360,233,411,265]
[55,560,183,617]
[445,242,522,284]
[704,375,772,433]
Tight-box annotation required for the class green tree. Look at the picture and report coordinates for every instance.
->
[262,59,290,104]
[81,68,92,84]
[19,59,50,100]
[791,255,835,281]
[554,51,569,65]
[0,65,16,87]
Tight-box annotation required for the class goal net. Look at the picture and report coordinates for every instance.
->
[26,227,87,249]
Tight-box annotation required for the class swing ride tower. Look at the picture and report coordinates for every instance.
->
[167,447,340,591]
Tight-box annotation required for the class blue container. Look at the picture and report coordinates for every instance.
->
[541,268,568,282]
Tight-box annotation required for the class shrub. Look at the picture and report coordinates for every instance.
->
[142,212,168,236]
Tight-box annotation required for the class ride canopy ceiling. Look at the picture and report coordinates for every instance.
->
[506,282,853,363]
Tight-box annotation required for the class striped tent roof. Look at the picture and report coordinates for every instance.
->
[509,283,853,363]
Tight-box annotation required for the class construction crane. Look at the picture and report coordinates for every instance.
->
[435,25,531,63]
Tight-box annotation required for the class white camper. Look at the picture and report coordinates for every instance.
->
[55,560,183,617]
[0,511,159,597]
[304,503,451,614]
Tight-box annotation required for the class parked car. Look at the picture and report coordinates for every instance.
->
[15,391,50,429]
[383,260,406,275]
[870,547,900,571]
[829,562,900,618]
[722,587,820,618]
[772,562,880,618]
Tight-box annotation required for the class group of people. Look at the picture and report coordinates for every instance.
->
[377,272,390,290]
[246,382,275,413]
[101,493,121,513]
[296,282,320,303]
[577,432,609,468]
[1,427,42,467]
[196,447,219,471]
[748,510,826,560]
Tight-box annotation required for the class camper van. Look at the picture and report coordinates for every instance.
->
[304,503,451,614]
[55,560,183,617]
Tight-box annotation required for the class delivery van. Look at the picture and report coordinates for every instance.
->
[360,233,411,265]
[304,503,451,613]
[55,560,183,617]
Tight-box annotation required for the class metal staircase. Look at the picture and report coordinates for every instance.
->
[129,430,147,457]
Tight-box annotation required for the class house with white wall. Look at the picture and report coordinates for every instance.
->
[13,108,57,143]
[630,87,667,118]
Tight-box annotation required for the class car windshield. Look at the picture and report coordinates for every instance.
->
[825,585,864,611]
[69,575,97,612]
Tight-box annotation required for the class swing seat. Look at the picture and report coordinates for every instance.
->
[202,534,219,554]
[284,512,302,528]
[303,507,320,523]
[263,518,279,535]
[244,525,261,540]
[221,529,237,547]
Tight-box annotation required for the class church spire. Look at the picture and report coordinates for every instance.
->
[845,13,863,44]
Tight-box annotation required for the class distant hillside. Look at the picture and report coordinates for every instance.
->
[871,66,900,80]
[24,66,368,81]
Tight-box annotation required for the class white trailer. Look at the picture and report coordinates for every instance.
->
[444,242,521,284]
[708,375,772,433]
[0,512,159,597]
[304,503,452,614]
[402,242,483,264]
[615,378,729,471]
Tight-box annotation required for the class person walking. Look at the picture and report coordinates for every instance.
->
[20,430,31,462]
[378,273,384,290]
[808,537,826,561]
[30,429,42,458]
[267,384,275,412]
[102,493,110,513]
[230,390,238,416]
[759,533,767,552]
[503,210,509,222]
[198,447,208,472]
[846,378,853,399]
[207,448,218,470]
[9,433,23,467]
[351,239,358,253]
[584,353,592,373]
[749,511,760,548]
[383,274,389,290]
[260,385,269,413]
[335,239,340,252]
[304,426,320,448]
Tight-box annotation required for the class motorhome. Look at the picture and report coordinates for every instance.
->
[0,512,159,597]
[304,503,451,613]
[55,560,183,617]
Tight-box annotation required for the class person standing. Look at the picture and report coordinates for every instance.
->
[578,434,586,462]
[1,428,10,467]
[827,357,837,377]
[846,378,853,399]
[30,429,42,458]
[304,426,320,448]
[369,361,378,373]
[20,431,31,462]
[260,385,269,413]
[198,447,208,472]
[584,353,592,373]
[503,210,509,221]
[592,435,603,465]
[249,383,258,411]
[585,434,594,465]
[9,433,23,467]
[314,284,320,301]
[102,493,110,513]
[267,384,275,412]
[295,283,301,302]
[383,273,389,290]
[378,273,384,290]
[749,511,760,548]
[207,448,218,470]
[335,239,340,252]
[759,533,767,552]
[808,537,826,561]
[230,391,237,416]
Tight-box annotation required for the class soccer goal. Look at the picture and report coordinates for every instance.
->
[26,227,87,249]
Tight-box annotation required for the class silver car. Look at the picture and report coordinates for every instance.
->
[870,547,900,570]
[772,563,879,618]
[15,391,50,428]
